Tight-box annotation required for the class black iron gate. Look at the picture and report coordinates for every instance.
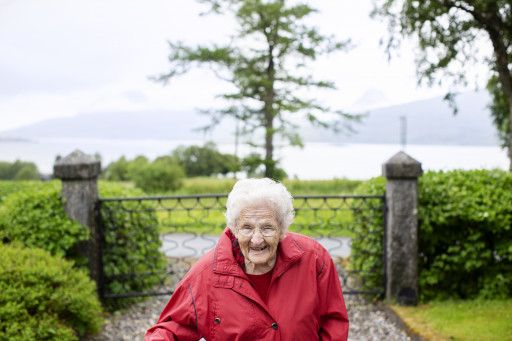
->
[96,194,386,300]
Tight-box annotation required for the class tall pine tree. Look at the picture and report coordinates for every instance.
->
[154,0,356,179]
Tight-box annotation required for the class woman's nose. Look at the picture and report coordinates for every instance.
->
[251,229,264,244]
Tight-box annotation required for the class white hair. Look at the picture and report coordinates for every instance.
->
[225,178,294,235]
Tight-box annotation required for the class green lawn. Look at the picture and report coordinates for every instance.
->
[391,299,512,341]
[170,177,362,196]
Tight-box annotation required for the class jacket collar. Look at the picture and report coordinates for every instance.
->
[213,227,306,277]
[274,232,307,277]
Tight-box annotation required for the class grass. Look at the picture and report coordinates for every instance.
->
[167,177,363,196]
[282,178,363,195]
[172,177,237,195]
[391,299,512,341]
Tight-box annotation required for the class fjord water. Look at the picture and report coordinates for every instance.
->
[1,137,507,180]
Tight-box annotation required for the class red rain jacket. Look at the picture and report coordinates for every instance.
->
[146,228,349,340]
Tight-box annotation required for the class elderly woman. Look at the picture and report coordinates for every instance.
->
[146,178,349,340]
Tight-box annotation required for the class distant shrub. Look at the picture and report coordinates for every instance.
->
[269,166,288,182]
[103,142,241,187]
[102,155,150,182]
[351,170,512,301]
[0,185,89,263]
[102,156,131,181]
[98,182,167,310]
[131,157,185,193]
[240,153,287,181]
[0,244,103,341]
[0,160,40,180]
[14,165,40,180]
[241,152,264,177]
[172,141,240,177]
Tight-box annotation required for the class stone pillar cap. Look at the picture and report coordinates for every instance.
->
[53,150,101,180]
[382,151,423,179]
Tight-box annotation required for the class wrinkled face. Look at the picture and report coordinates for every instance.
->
[235,207,282,274]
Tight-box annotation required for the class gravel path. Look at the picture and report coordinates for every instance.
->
[85,295,413,341]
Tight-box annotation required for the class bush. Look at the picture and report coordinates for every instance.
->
[0,180,58,204]
[418,169,512,301]
[0,185,89,262]
[240,153,287,181]
[98,182,167,310]
[172,141,240,177]
[0,244,103,341]
[102,156,131,181]
[131,157,185,193]
[0,180,167,311]
[352,170,512,302]
[14,165,40,180]
[0,160,40,180]
[101,155,149,182]
[350,176,387,297]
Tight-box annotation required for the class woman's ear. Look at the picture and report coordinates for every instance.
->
[280,230,287,240]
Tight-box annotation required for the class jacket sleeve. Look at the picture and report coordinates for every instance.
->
[145,282,202,341]
[317,252,349,341]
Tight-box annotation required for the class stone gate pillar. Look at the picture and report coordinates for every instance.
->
[53,150,101,288]
[382,151,422,305]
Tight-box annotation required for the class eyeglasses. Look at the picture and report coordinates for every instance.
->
[237,226,279,237]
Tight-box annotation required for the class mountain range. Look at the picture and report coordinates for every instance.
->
[0,90,500,146]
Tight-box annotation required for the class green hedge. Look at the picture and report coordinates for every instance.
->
[0,183,89,263]
[0,180,168,311]
[350,176,387,296]
[353,170,512,301]
[418,169,512,300]
[98,181,167,310]
[0,180,57,204]
[0,244,103,341]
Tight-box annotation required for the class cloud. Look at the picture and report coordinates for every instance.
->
[0,0,486,133]
[354,89,389,106]
[122,91,148,104]
[0,0,186,96]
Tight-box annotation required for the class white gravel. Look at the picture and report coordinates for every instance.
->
[84,295,414,341]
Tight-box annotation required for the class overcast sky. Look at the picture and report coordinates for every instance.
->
[0,0,489,132]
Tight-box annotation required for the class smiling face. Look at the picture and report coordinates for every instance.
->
[235,207,282,275]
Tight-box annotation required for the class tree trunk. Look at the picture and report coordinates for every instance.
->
[263,35,276,178]
[495,64,512,171]
[470,4,512,169]
[264,113,274,178]
[485,17,512,170]
[509,100,512,171]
